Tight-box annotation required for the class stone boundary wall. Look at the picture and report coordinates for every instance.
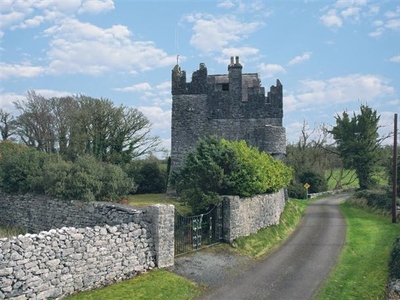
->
[0,193,145,233]
[0,194,174,299]
[222,189,286,243]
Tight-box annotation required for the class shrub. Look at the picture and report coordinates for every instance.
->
[299,170,328,193]
[0,141,48,194]
[0,141,135,202]
[171,136,292,213]
[390,236,400,279]
[288,182,308,199]
[354,189,393,211]
[125,159,167,194]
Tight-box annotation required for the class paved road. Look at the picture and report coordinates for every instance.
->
[198,194,348,300]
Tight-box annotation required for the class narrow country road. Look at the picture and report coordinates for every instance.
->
[198,194,348,300]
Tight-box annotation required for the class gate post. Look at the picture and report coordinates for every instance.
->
[147,204,175,268]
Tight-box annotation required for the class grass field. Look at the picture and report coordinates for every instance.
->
[127,193,193,215]
[316,202,400,300]
[65,269,202,300]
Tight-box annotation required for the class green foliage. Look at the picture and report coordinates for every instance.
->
[124,157,167,194]
[171,136,292,213]
[0,141,135,202]
[299,171,328,193]
[0,141,47,193]
[389,236,400,279]
[12,91,162,163]
[353,189,395,211]
[287,182,308,199]
[330,104,381,190]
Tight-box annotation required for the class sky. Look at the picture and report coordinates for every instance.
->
[1,0,399,157]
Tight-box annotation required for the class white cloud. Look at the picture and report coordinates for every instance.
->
[217,0,235,9]
[385,19,400,30]
[185,13,263,53]
[296,74,393,107]
[389,55,400,63]
[320,9,343,28]
[373,20,383,26]
[258,63,286,78]
[43,19,176,75]
[0,0,115,33]
[0,63,44,79]
[217,46,260,64]
[384,6,400,19]
[369,6,400,38]
[341,7,361,21]
[369,27,384,37]
[287,52,312,66]
[0,11,25,28]
[114,83,152,92]
[368,5,379,15]
[79,0,115,14]
[0,91,25,112]
[138,106,171,131]
[334,0,366,9]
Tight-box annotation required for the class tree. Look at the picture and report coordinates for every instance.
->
[0,109,17,141]
[124,155,168,194]
[329,104,382,190]
[171,136,292,213]
[13,91,162,163]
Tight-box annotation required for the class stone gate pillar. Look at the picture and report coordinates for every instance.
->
[146,204,175,268]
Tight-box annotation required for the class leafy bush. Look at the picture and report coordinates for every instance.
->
[124,158,167,194]
[288,182,307,199]
[171,136,292,213]
[390,236,400,279]
[299,170,328,193]
[0,141,47,194]
[0,141,135,202]
[99,163,136,202]
[353,189,394,211]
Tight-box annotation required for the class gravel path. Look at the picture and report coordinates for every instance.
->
[170,194,348,300]
[169,244,255,288]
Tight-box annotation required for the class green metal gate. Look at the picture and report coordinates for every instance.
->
[174,203,224,256]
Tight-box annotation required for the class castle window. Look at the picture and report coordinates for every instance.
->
[222,83,229,91]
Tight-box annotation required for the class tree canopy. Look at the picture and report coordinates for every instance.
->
[171,136,292,213]
[329,104,382,190]
[8,91,161,163]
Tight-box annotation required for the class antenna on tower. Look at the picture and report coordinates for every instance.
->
[175,27,180,66]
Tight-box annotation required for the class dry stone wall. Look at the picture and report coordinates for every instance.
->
[222,189,286,243]
[0,193,174,299]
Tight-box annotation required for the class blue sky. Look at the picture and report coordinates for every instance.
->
[1,0,399,156]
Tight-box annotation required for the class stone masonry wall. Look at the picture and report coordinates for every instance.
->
[222,189,286,243]
[0,194,174,299]
[0,193,145,233]
[0,223,153,299]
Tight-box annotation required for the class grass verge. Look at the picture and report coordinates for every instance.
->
[234,199,309,259]
[65,269,202,300]
[316,201,400,300]
[127,193,193,215]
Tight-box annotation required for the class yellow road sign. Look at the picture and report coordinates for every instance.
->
[304,183,310,189]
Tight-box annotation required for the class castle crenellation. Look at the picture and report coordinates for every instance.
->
[171,56,286,173]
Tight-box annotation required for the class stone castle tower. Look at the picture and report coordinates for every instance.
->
[170,56,286,174]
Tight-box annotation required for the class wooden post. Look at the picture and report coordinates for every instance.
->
[393,113,398,223]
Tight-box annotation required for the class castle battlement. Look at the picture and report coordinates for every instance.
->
[170,57,286,172]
